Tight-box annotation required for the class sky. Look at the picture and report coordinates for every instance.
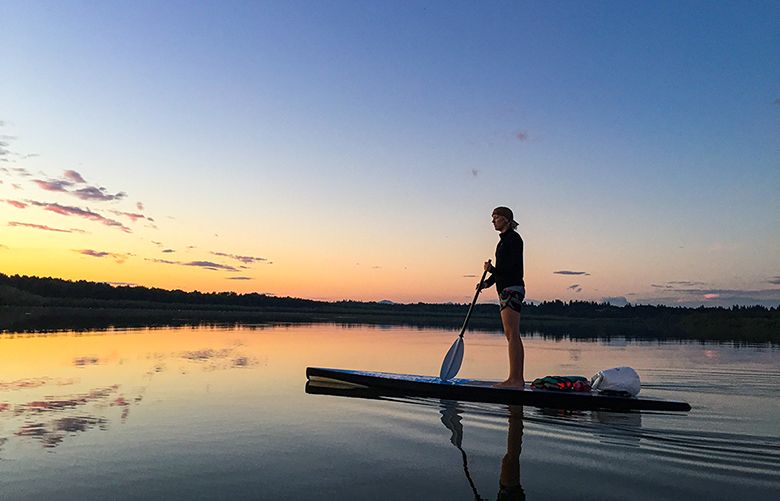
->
[1,0,779,307]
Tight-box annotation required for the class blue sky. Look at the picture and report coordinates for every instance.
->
[1,1,779,306]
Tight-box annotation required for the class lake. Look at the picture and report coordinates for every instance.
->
[1,324,778,500]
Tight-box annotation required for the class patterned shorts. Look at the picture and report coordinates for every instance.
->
[499,286,525,312]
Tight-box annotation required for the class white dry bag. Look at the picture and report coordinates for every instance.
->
[591,367,641,397]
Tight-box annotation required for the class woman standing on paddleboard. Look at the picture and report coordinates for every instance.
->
[479,206,525,388]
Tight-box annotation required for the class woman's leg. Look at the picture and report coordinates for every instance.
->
[496,306,524,388]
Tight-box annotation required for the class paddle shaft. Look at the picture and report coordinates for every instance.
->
[457,260,491,339]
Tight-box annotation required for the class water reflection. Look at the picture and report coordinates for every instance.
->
[3,382,136,449]
[0,331,258,452]
[16,416,108,448]
[439,400,485,500]
[440,401,526,501]
[306,382,529,500]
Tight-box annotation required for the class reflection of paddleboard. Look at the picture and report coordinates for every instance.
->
[306,367,691,412]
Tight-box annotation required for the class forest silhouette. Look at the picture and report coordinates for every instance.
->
[0,273,777,342]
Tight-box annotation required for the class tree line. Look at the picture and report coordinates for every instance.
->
[1,273,778,341]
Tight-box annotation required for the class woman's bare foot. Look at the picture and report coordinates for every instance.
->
[494,379,525,389]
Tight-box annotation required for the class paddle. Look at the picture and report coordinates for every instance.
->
[439,260,491,381]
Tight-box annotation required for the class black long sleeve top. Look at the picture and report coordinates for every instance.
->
[483,229,524,292]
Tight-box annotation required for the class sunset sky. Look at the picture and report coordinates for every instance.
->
[1,1,779,306]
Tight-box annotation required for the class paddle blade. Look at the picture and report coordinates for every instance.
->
[439,337,464,381]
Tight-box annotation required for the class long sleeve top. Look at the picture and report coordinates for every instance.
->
[483,229,524,292]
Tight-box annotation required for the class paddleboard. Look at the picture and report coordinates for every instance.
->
[306,367,691,412]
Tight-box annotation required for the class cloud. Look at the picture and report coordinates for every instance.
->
[3,199,28,209]
[554,270,590,276]
[769,276,780,285]
[63,170,86,183]
[79,250,110,258]
[637,287,780,307]
[471,169,479,177]
[33,179,73,192]
[567,284,580,290]
[31,171,127,202]
[227,277,253,280]
[185,261,240,272]
[162,249,175,253]
[144,258,240,272]
[27,201,131,232]
[602,296,629,306]
[8,222,85,233]
[462,274,477,278]
[109,210,146,222]
[210,251,267,265]
[652,281,710,291]
[515,131,528,141]
[72,186,126,202]
[774,98,780,106]
[76,249,128,263]
[145,258,178,265]
[136,202,144,211]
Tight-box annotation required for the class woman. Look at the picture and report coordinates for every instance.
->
[479,206,525,388]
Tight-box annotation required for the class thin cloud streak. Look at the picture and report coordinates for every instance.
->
[8,222,84,233]
[33,179,72,192]
[210,251,267,264]
[3,199,28,209]
[76,249,128,263]
[144,258,240,272]
[109,210,147,222]
[145,258,178,265]
[26,201,131,232]
[554,270,590,276]
[186,261,240,272]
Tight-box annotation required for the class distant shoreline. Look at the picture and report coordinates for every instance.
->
[1,304,777,343]
[1,273,778,342]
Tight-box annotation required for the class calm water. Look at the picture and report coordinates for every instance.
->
[0,324,778,500]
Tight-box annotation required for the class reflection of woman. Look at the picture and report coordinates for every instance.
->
[439,401,525,500]
[498,405,525,501]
